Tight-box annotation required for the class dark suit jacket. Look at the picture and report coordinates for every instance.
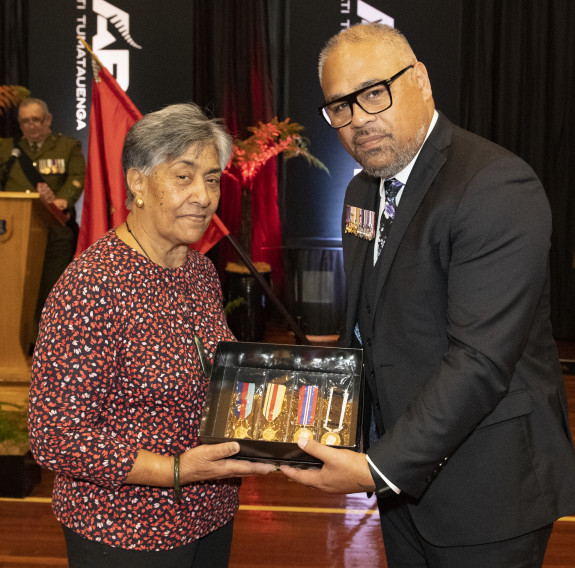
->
[343,112,575,546]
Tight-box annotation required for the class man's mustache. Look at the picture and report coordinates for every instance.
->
[352,128,393,146]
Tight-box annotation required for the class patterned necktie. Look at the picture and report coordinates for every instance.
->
[377,177,403,257]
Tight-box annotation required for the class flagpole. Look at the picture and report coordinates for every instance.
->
[78,37,105,69]
[224,233,310,345]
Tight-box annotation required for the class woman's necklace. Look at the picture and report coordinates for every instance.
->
[126,220,189,306]
[126,221,192,318]
[125,220,151,261]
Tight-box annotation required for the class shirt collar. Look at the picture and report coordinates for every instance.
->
[386,109,439,188]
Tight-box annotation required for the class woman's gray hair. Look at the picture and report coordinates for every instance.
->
[318,23,415,83]
[122,102,233,208]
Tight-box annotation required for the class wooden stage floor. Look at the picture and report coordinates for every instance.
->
[1,323,574,567]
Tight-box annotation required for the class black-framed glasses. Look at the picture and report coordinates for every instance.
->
[318,64,414,129]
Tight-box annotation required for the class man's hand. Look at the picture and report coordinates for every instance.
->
[36,182,55,202]
[36,183,68,211]
[52,198,68,211]
[279,437,376,494]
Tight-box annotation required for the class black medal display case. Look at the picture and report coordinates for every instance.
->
[199,341,364,466]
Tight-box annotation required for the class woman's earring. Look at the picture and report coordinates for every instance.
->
[135,197,144,208]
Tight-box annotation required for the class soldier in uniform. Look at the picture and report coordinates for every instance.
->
[0,98,85,340]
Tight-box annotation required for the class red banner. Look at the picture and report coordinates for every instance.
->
[75,65,140,254]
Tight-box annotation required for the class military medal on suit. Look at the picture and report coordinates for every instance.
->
[345,205,375,240]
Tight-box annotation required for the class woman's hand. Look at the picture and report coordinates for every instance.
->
[125,443,275,488]
[180,442,276,483]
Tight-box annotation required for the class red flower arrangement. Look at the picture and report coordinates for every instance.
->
[228,117,328,260]
[231,117,328,185]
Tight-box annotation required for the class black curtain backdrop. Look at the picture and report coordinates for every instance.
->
[191,0,274,138]
[0,0,28,136]
[459,0,575,339]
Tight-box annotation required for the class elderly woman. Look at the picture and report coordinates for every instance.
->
[28,103,274,568]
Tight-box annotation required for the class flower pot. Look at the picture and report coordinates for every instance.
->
[224,267,271,342]
[0,451,42,498]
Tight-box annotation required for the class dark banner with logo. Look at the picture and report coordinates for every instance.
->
[28,0,196,154]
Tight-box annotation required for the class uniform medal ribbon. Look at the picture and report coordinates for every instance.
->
[345,205,375,240]
[38,158,65,175]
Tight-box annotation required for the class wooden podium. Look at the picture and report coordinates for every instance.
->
[0,191,67,383]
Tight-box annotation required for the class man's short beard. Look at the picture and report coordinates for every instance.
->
[355,123,427,179]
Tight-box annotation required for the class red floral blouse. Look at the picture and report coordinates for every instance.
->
[28,230,239,551]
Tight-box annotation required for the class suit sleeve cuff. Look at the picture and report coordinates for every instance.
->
[366,455,401,496]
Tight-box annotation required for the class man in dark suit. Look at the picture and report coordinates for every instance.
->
[281,23,575,567]
[0,98,85,339]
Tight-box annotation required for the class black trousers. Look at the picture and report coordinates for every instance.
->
[377,495,552,568]
[33,221,77,340]
[63,520,233,568]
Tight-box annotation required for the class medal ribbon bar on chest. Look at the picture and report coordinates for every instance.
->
[345,205,375,240]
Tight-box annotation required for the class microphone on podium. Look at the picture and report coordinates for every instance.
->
[0,147,22,190]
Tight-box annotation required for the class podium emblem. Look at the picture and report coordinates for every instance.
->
[0,216,11,241]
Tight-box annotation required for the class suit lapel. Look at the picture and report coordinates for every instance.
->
[343,173,379,343]
[370,114,452,321]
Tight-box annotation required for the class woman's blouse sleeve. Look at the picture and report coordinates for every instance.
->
[28,260,138,491]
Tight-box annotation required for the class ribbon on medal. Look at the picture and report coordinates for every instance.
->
[234,382,255,420]
[297,385,318,426]
[263,383,286,422]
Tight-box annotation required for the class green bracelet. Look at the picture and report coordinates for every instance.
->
[173,453,182,503]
